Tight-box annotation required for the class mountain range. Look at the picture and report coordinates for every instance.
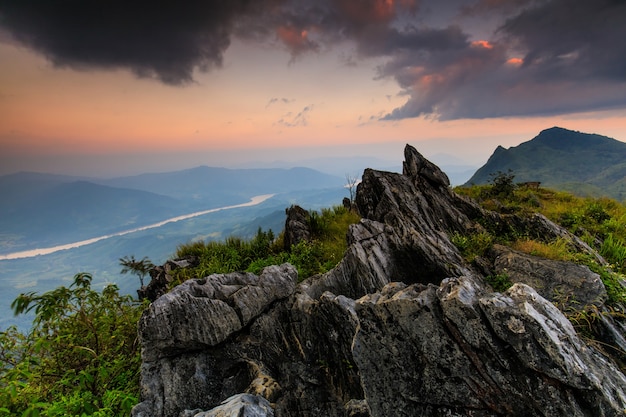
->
[465,126,626,200]
[0,167,344,255]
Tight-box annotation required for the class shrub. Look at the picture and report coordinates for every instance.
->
[1,273,143,416]
[485,273,513,292]
[488,170,516,199]
[451,231,494,262]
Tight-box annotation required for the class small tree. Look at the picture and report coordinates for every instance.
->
[119,255,154,287]
[345,173,360,208]
[489,170,516,199]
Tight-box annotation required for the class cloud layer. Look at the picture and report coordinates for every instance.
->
[1,0,625,119]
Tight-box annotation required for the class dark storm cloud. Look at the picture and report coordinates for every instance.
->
[460,0,540,16]
[381,0,626,120]
[235,0,419,58]
[0,0,267,85]
[499,0,626,82]
[2,0,626,119]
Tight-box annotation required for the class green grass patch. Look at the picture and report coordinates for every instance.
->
[172,205,360,285]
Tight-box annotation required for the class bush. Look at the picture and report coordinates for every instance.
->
[488,170,516,199]
[1,273,144,416]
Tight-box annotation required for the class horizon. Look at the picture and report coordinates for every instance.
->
[1,1,626,178]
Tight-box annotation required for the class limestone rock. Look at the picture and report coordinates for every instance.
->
[488,244,607,310]
[181,394,274,417]
[283,205,311,251]
[133,145,626,417]
[354,278,626,416]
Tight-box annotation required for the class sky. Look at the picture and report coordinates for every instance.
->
[1,0,625,177]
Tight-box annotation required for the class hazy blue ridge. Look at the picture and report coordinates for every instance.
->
[0,166,344,255]
[463,127,626,200]
[0,177,186,255]
[96,166,344,202]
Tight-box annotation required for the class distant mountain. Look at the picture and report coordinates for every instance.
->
[464,127,626,200]
[0,177,183,254]
[97,166,343,208]
[0,167,344,255]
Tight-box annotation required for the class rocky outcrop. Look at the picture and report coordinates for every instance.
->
[133,145,626,417]
[283,205,311,251]
[487,244,607,310]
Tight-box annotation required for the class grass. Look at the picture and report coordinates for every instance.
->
[456,181,626,369]
[455,182,626,307]
[170,205,360,286]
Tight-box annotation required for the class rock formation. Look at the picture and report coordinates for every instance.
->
[132,145,626,417]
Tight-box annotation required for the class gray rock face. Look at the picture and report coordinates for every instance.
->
[488,244,607,310]
[133,145,626,417]
[354,278,626,416]
[181,394,274,417]
[283,205,311,251]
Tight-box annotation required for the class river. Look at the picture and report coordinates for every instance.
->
[0,194,275,261]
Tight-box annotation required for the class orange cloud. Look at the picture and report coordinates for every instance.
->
[276,25,316,54]
[471,40,494,49]
[507,57,523,66]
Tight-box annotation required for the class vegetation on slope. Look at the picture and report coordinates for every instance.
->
[1,274,144,417]
[171,205,360,286]
[455,173,626,365]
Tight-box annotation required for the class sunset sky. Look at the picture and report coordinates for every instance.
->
[1,0,625,177]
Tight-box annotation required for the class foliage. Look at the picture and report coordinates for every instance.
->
[510,238,574,261]
[119,255,155,287]
[0,273,144,416]
[172,205,360,285]
[456,183,626,307]
[485,273,513,292]
[486,170,516,199]
[451,231,494,262]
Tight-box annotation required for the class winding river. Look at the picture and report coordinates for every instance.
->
[0,194,275,261]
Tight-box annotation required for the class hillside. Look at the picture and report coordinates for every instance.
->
[464,127,626,200]
[5,146,626,416]
[131,145,626,416]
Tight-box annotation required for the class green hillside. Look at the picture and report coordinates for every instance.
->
[464,127,626,200]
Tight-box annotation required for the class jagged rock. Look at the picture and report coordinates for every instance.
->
[354,278,626,416]
[402,143,450,187]
[138,258,198,301]
[133,145,626,417]
[283,205,311,251]
[134,264,297,416]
